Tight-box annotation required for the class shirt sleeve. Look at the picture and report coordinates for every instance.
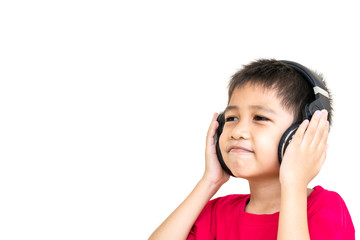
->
[308,190,355,240]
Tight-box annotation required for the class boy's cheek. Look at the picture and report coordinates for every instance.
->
[255,134,280,161]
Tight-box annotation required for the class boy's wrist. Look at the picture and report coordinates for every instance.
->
[280,181,308,197]
[280,173,309,190]
[199,176,224,195]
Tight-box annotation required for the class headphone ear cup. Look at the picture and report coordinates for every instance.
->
[278,123,301,164]
[216,113,234,176]
[216,140,233,176]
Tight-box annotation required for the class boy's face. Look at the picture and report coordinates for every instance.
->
[219,83,294,180]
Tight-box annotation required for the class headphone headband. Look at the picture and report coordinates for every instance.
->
[280,60,331,119]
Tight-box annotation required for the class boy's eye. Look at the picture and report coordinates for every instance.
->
[254,115,269,121]
[225,116,238,122]
[225,115,269,122]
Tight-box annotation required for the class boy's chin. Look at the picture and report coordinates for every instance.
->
[226,163,280,180]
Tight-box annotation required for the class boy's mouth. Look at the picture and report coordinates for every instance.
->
[227,144,254,153]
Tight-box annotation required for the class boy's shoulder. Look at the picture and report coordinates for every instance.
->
[205,193,250,213]
[194,194,250,224]
[308,185,345,206]
[308,185,354,229]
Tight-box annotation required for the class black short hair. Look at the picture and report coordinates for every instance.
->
[227,59,333,126]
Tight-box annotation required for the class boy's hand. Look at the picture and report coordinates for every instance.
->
[202,112,230,187]
[279,110,329,188]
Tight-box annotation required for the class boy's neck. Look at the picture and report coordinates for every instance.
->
[246,178,282,214]
[245,178,313,215]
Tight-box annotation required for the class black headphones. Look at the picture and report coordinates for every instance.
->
[215,60,331,176]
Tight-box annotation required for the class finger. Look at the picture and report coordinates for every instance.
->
[311,110,329,147]
[311,145,327,181]
[316,120,330,152]
[302,110,322,146]
[291,119,310,145]
[318,144,328,168]
[206,112,219,147]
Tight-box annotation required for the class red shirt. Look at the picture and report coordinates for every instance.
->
[187,186,355,239]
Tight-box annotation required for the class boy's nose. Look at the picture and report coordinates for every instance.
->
[231,122,251,140]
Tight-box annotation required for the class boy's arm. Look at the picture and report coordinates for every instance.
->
[149,113,229,240]
[278,110,329,240]
[148,177,221,240]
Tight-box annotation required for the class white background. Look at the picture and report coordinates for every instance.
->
[0,0,359,239]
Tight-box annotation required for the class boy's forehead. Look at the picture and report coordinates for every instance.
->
[229,84,280,103]
[227,84,291,114]
[225,104,276,115]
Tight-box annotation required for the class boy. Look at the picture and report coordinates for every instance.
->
[149,59,355,239]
